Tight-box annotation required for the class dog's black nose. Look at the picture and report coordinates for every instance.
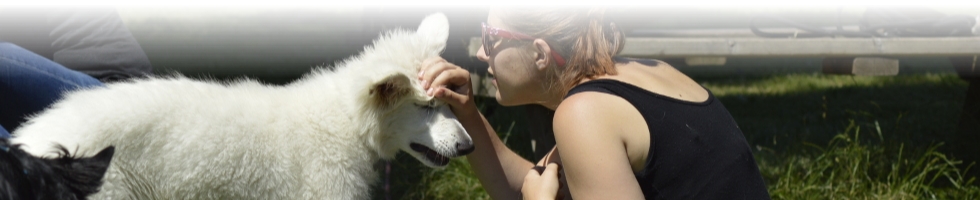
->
[456,141,475,156]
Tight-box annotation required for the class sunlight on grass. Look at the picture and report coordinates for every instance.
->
[399,159,490,200]
[702,73,966,97]
[758,120,979,200]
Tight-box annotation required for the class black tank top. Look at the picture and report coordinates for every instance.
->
[565,79,771,200]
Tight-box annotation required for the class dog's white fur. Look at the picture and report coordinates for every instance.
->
[11,13,470,199]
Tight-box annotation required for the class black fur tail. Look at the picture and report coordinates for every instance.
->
[0,139,114,200]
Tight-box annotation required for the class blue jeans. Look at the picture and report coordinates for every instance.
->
[0,42,104,138]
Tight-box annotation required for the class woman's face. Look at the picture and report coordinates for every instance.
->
[477,11,548,106]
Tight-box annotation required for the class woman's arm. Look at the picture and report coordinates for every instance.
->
[419,57,535,199]
[552,92,646,199]
[458,109,536,199]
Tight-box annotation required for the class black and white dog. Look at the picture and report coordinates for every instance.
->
[1,138,113,200]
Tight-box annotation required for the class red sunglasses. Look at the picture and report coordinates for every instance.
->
[482,22,566,67]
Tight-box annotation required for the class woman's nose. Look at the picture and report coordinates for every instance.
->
[476,44,489,62]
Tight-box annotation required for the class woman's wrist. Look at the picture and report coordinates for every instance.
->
[452,101,481,123]
[451,97,480,120]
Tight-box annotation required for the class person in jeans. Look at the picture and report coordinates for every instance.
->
[0,6,152,138]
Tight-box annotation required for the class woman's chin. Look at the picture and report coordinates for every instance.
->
[494,94,507,104]
[495,90,534,107]
[494,94,518,106]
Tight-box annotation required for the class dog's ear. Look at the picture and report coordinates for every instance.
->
[86,146,114,173]
[416,12,449,55]
[65,146,114,196]
[369,73,413,110]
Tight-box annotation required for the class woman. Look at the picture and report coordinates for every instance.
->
[419,7,770,199]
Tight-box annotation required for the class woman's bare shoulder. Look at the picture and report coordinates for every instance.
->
[609,57,710,103]
[554,91,635,132]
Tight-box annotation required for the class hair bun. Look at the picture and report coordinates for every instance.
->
[586,8,606,20]
[607,22,626,55]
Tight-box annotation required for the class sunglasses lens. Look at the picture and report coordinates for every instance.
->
[482,26,491,56]
[484,38,491,56]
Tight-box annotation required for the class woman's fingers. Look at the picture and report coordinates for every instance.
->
[525,168,541,182]
[419,57,453,90]
[541,163,563,200]
[418,56,478,116]
[543,163,561,177]
[522,163,562,200]
[430,70,471,109]
[418,57,442,78]
[429,67,468,93]
[420,57,470,98]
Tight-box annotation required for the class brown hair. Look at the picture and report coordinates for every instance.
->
[495,7,626,97]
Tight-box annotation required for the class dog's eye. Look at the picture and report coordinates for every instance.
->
[415,100,438,109]
[415,101,435,109]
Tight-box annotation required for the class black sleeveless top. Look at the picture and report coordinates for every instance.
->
[565,79,771,200]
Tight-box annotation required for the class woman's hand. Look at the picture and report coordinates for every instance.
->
[419,57,477,116]
[523,163,563,200]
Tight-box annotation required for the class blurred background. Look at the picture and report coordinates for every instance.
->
[110,5,980,81]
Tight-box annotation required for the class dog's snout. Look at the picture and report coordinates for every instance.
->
[456,141,475,156]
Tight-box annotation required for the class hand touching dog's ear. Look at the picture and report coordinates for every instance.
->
[419,57,474,116]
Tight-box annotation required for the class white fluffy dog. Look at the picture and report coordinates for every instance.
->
[11,13,472,199]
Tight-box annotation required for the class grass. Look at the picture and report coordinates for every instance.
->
[758,120,979,199]
[372,72,980,200]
